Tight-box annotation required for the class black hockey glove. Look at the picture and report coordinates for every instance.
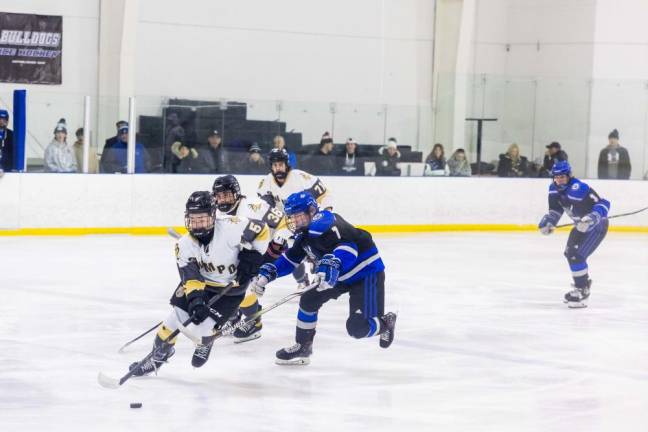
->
[187,290,210,324]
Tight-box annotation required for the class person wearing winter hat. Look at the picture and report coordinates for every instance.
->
[44,119,77,173]
[0,109,15,172]
[306,131,336,175]
[99,124,150,173]
[237,142,267,175]
[337,137,364,176]
[598,129,631,179]
[376,137,401,176]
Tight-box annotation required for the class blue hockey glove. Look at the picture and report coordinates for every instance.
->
[538,211,560,235]
[576,212,601,233]
[316,254,341,292]
[248,263,278,297]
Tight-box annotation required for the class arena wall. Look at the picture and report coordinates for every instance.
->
[0,174,646,234]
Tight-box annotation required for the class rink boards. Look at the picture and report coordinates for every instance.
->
[0,173,646,234]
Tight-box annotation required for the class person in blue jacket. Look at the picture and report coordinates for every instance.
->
[538,160,610,308]
[99,125,149,173]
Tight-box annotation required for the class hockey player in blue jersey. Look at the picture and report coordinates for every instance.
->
[538,160,610,308]
[248,191,397,365]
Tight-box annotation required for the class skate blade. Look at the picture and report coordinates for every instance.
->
[97,372,120,389]
[233,332,261,344]
[567,300,588,309]
[275,357,310,366]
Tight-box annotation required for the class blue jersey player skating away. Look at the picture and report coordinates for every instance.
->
[538,161,611,308]
[248,191,397,365]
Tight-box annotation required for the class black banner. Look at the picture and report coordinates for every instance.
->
[0,12,62,85]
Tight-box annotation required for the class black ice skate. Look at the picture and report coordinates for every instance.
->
[275,342,313,365]
[129,338,175,377]
[379,312,398,348]
[220,310,242,337]
[564,280,591,308]
[191,342,214,368]
[233,318,262,344]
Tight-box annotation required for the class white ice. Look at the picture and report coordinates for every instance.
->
[1,232,648,432]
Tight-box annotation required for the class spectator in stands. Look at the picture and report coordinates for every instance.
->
[172,141,209,174]
[598,129,631,179]
[99,124,149,173]
[448,149,471,177]
[424,143,449,176]
[104,120,128,153]
[0,109,15,173]
[375,138,401,177]
[44,119,77,173]
[238,143,267,175]
[201,130,229,173]
[273,135,297,167]
[338,137,364,176]
[307,131,337,175]
[73,128,98,173]
[538,141,568,177]
[164,112,185,172]
[497,143,529,177]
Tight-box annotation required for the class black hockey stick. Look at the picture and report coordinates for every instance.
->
[117,321,162,354]
[199,281,319,346]
[98,282,235,389]
[555,206,648,228]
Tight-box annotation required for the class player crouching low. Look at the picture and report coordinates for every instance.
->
[249,191,397,365]
[129,191,267,376]
[538,161,610,308]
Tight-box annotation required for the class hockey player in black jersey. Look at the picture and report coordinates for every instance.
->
[249,191,397,365]
[538,161,610,308]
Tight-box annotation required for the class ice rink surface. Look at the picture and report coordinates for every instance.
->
[1,231,648,432]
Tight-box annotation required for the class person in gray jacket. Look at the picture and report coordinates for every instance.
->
[447,149,471,177]
[44,119,77,173]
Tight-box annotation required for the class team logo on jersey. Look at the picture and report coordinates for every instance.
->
[175,243,180,259]
[227,216,241,224]
[248,203,262,212]
[571,183,580,190]
[313,213,323,221]
[300,173,312,180]
[258,179,265,189]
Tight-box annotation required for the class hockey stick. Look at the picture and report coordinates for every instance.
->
[98,282,235,389]
[199,281,319,346]
[555,206,648,228]
[167,227,182,239]
[117,321,162,354]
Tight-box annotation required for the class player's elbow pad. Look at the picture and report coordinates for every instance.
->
[237,249,264,286]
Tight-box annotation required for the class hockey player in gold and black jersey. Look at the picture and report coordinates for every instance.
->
[128,191,269,376]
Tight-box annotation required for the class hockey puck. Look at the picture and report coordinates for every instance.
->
[130,403,142,409]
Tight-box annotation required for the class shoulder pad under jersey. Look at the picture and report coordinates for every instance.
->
[566,179,589,200]
[307,210,335,237]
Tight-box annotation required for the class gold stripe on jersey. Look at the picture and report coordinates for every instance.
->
[184,279,206,295]
[256,224,270,242]
[205,280,232,288]
[275,216,288,232]
[156,325,178,345]
[240,293,258,308]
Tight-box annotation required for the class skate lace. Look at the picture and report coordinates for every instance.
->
[194,344,211,359]
[285,343,302,353]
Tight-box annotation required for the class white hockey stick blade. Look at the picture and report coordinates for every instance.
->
[97,372,120,389]
[166,227,182,239]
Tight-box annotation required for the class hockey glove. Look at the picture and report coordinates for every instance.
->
[249,263,278,297]
[316,254,341,292]
[576,212,601,233]
[538,213,557,235]
[187,290,210,325]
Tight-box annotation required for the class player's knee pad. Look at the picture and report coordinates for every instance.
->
[346,314,370,339]
[564,246,585,263]
[299,288,322,311]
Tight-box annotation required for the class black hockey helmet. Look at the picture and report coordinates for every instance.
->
[212,175,242,213]
[268,148,291,182]
[184,191,216,244]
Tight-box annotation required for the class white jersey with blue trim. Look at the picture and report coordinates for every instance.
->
[256,169,333,212]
